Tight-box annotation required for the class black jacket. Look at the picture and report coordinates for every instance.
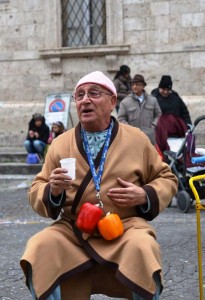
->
[27,116,50,143]
[151,88,192,125]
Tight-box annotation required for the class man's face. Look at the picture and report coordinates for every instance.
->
[159,88,171,98]
[74,83,116,132]
[131,82,145,96]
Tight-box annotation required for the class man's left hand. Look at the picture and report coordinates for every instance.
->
[107,177,147,207]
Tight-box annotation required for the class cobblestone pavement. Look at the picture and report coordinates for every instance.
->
[0,183,204,300]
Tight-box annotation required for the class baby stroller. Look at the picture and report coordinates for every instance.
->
[156,114,205,213]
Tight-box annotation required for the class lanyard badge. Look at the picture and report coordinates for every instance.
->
[82,121,113,201]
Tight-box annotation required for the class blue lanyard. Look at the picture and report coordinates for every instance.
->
[82,122,113,198]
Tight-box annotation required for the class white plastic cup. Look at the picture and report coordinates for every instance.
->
[60,158,76,180]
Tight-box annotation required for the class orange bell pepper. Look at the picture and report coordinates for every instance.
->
[97,212,124,240]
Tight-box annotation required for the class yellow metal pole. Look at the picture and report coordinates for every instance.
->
[189,175,205,300]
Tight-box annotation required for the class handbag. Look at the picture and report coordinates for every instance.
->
[26,153,40,164]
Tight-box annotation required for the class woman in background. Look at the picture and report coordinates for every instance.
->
[24,113,50,158]
[113,65,132,112]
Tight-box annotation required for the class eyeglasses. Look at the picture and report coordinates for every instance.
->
[72,89,113,102]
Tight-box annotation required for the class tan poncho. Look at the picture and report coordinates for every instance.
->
[20,120,177,300]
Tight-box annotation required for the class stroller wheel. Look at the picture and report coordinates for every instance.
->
[177,191,191,213]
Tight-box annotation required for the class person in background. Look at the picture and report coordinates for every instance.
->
[113,65,132,112]
[151,75,192,127]
[48,121,65,144]
[24,113,50,158]
[118,74,162,145]
[20,71,177,300]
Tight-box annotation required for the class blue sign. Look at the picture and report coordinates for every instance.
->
[49,99,65,112]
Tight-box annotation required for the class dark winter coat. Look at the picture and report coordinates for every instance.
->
[27,116,50,143]
[151,88,192,126]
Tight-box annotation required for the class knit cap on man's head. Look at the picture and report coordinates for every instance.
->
[74,71,117,96]
[158,75,172,89]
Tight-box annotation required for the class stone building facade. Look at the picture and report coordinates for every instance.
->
[0,0,205,146]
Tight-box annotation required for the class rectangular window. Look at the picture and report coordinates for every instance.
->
[62,0,106,47]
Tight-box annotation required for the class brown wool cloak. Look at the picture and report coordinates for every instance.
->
[20,119,178,300]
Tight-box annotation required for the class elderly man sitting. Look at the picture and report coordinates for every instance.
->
[20,71,177,300]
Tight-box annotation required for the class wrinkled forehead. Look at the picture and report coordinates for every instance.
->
[76,83,109,93]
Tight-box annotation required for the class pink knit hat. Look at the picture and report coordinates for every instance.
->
[74,71,117,96]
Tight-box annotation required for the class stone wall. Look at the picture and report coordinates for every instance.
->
[0,0,205,147]
[124,0,205,96]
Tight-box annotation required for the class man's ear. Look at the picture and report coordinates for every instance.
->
[110,95,117,111]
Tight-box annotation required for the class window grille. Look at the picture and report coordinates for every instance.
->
[62,0,106,47]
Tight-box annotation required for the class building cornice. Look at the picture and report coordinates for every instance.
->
[39,45,130,58]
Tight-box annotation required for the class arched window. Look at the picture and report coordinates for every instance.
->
[62,0,106,47]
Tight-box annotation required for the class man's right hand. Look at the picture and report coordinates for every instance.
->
[50,168,73,197]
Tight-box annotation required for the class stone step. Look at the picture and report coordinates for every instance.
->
[0,148,42,178]
[0,162,42,175]
[0,174,35,190]
[0,147,26,153]
[0,152,27,163]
